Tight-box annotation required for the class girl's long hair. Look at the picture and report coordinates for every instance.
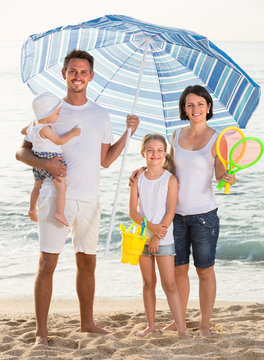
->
[141,134,176,174]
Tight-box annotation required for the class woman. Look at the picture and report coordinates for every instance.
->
[167,85,235,336]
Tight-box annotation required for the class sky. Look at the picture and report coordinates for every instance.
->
[1,0,264,42]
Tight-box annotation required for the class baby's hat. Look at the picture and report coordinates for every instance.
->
[32,92,62,120]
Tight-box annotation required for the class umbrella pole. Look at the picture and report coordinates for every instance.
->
[104,38,152,256]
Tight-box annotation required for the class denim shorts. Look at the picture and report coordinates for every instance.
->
[141,243,176,256]
[173,209,219,269]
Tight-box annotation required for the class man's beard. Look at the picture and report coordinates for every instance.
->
[70,81,86,93]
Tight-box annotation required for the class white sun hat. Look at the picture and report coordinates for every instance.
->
[32,92,63,120]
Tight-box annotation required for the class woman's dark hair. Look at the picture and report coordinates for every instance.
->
[179,85,213,121]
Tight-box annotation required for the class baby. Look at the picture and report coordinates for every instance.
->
[22,92,81,226]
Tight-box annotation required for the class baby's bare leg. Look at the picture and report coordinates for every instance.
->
[29,180,43,222]
[53,178,69,227]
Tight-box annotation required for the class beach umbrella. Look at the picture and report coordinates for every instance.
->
[21,14,261,253]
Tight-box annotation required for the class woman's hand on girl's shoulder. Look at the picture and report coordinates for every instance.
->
[128,166,146,187]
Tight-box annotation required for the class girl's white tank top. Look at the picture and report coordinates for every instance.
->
[173,128,218,216]
[138,169,174,246]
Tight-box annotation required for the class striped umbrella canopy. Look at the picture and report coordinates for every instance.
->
[21,14,261,142]
[21,15,261,254]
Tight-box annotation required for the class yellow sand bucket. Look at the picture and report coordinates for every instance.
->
[120,218,148,265]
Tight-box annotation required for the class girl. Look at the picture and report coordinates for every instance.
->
[129,134,188,339]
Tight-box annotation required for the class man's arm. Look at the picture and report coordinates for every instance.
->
[16,140,66,180]
[101,115,139,168]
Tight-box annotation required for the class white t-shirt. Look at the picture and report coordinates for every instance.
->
[137,170,174,246]
[26,99,114,201]
[26,122,63,154]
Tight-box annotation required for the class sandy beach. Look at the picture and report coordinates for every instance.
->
[0,298,263,359]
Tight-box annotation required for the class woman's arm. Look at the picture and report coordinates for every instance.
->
[161,174,178,225]
[170,130,176,158]
[213,136,236,185]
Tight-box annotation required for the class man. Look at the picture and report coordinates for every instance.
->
[16,49,139,346]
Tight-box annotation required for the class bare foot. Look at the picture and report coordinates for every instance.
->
[178,331,190,339]
[136,326,155,337]
[28,209,38,222]
[34,336,48,346]
[162,321,177,332]
[199,327,211,337]
[81,324,110,335]
[54,213,69,227]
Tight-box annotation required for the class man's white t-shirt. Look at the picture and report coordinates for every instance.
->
[27,99,114,202]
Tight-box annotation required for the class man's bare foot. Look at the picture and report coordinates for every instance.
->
[34,336,48,346]
[178,331,190,339]
[54,213,69,227]
[136,326,155,337]
[81,324,110,335]
[28,209,38,222]
[162,321,177,332]
[199,327,211,337]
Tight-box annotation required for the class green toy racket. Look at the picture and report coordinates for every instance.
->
[216,126,246,194]
[217,136,264,193]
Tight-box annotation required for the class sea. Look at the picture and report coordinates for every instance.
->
[0,41,263,303]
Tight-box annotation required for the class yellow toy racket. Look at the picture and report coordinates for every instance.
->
[216,126,246,194]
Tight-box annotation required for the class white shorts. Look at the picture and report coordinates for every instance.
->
[38,196,101,254]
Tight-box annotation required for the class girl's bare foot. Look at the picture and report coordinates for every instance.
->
[28,209,38,222]
[162,321,177,331]
[199,327,211,337]
[54,213,69,227]
[136,326,155,337]
[34,336,48,346]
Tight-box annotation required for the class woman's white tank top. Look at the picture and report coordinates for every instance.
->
[173,128,218,216]
[138,169,174,245]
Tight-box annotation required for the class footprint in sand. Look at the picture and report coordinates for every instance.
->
[110,314,131,321]
[48,335,79,349]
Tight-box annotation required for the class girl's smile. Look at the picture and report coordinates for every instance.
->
[142,140,167,165]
